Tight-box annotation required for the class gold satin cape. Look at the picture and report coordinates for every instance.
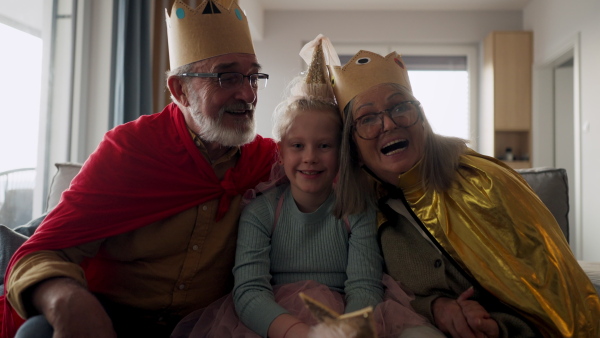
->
[387,151,599,337]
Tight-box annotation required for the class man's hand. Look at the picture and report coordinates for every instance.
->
[31,277,117,338]
[432,287,499,338]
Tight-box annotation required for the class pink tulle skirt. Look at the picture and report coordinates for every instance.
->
[171,274,435,337]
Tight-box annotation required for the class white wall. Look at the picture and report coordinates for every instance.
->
[524,0,600,260]
[252,10,523,138]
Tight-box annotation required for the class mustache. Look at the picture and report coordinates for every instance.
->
[223,102,254,112]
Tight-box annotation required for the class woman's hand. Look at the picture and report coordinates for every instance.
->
[456,287,499,338]
[432,288,499,338]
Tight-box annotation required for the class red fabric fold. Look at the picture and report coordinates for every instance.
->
[1,103,276,337]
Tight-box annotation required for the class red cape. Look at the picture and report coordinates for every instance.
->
[1,103,276,337]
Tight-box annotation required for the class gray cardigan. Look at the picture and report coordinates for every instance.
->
[233,185,383,337]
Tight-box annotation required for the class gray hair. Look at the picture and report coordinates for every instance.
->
[165,61,196,82]
[334,83,468,218]
[165,61,199,106]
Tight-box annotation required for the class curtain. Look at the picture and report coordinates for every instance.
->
[152,0,173,115]
[112,0,152,126]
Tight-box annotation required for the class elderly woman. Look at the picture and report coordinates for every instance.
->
[326,47,600,337]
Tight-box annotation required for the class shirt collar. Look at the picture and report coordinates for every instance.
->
[187,127,240,166]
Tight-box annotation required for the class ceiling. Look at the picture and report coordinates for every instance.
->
[255,0,531,11]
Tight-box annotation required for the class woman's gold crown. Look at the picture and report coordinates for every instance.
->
[328,51,412,113]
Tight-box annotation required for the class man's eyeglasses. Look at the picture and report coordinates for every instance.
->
[353,100,421,140]
[179,72,269,90]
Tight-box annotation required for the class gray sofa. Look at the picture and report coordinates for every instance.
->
[2,164,599,295]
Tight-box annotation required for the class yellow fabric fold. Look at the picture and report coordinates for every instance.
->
[391,150,599,337]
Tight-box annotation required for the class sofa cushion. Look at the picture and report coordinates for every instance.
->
[0,225,28,293]
[516,167,569,242]
[45,163,83,213]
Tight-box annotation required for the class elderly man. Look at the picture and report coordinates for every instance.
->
[1,1,276,337]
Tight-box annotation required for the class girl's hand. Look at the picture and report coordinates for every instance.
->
[268,313,310,338]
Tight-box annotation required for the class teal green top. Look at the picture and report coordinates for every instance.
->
[233,185,383,337]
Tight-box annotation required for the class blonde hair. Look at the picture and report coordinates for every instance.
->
[272,75,339,142]
[334,83,468,217]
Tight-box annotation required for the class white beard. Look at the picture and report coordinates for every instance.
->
[187,93,256,147]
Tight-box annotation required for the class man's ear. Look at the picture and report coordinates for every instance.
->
[167,76,189,106]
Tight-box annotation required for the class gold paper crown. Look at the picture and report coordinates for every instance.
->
[165,0,255,70]
[328,51,412,112]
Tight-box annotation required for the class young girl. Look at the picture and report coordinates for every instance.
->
[171,35,443,338]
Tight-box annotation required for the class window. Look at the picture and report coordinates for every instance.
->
[403,55,469,140]
[0,22,42,226]
[0,23,42,173]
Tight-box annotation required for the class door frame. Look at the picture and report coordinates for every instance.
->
[532,33,581,257]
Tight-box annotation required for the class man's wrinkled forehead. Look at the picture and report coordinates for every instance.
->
[194,53,261,73]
